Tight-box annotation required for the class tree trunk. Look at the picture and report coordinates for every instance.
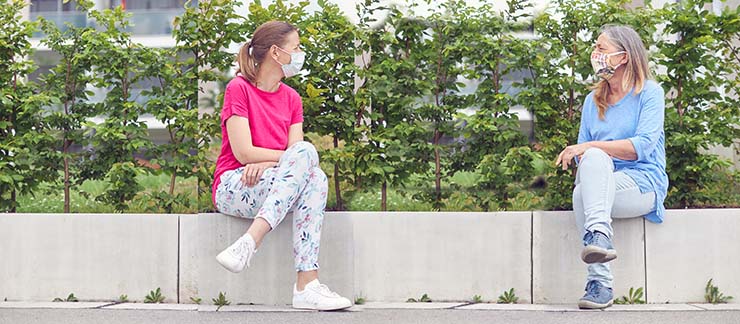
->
[169,173,177,196]
[10,189,16,213]
[333,136,343,211]
[63,145,70,213]
[381,180,387,211]
[434,129,442,205]
[169,147,177,196]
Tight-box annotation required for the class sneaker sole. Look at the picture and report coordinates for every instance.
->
[578,298,613,309]
[581,246,617,264]
[292,301,352,311]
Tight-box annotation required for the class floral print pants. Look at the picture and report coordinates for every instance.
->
[215,141,327,272]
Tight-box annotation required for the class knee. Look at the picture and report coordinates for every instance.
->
[288,141,319,168]
[580,148,610,166]
[310,167,328,190]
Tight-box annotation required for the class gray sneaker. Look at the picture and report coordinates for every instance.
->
[578,280,613,309]
[581,230,617,264]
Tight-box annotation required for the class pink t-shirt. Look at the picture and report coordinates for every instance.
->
[212,76,304,207]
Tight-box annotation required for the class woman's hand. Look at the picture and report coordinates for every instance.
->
[555,143,591,170]
[241,161,278,187]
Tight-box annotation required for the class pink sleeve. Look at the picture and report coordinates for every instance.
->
[291,93,304,125]
[222,79,249,125]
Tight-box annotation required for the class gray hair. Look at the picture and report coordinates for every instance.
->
[601,24,652,83]
[592,24,652,120]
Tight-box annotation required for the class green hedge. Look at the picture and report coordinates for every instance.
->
[1,0,738,213]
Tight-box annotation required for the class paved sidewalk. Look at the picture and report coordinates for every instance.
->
[1,302,738,324]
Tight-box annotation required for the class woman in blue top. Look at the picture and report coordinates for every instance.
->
[556,25,668,310]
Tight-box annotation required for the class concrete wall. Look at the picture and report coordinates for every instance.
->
[186,213,354,305]
[0,214,180,303]
[532,211,645,304]
[646,209,740,303]
[351,212,532,303]
[1,210,739,305]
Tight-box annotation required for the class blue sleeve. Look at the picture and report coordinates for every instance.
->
[577,94,593,144]
[575,95,593,165]
[628,83,665,162]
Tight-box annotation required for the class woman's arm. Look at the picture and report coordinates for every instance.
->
[287,123,304,148]
[226,116,283,164]
[556,139,637,170]
[582,140,637,160]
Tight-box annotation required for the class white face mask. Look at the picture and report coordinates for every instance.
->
[276,47,305,78]
[590,51,625,80]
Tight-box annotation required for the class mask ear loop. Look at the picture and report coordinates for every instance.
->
[606,51,626,69]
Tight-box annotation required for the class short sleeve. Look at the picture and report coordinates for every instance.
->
[290,93,304,125]
[222,78,250,126]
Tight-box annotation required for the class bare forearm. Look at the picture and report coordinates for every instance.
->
[585,140,637,161]
[235,146,283,165]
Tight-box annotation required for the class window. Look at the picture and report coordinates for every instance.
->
[30,0,80,12]
[109,0,187,10]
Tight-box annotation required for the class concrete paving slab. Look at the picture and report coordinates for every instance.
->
[461,304,589,312]
[359,302,466,309]
[606,304,704,311]
[456,303,553,311]
[690,303,740,311]
[103,303,198,311]
[197,304,311,312]
[0,302,112,309]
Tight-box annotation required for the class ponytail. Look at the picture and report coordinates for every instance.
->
[237,41,258,82]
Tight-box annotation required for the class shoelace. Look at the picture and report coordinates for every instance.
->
[584,231,610,248]
[583,231,594,246]
[584,282,597,298]
[314,284,340,298]
[585,281,608,299]
[231,238,252,263]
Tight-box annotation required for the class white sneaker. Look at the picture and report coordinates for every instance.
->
[292,279,352,311]
[216,233,256,273]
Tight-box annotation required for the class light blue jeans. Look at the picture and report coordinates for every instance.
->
[573,148,655,287]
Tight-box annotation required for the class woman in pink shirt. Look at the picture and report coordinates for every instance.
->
[212,21,351,311]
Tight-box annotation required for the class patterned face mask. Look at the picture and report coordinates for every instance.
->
[590,51,625,80]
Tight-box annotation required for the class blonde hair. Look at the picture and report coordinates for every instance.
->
[237,21,298,83]
[592,25,652,120]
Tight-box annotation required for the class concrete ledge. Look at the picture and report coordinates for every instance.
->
[646,209,740,304]
[0,214,180,303]
[1,210,739,305]
[532,211,645,304]
[351,212,532,303]
[191,213,354,306]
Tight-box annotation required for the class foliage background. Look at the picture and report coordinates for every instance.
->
[1,0,738,213]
